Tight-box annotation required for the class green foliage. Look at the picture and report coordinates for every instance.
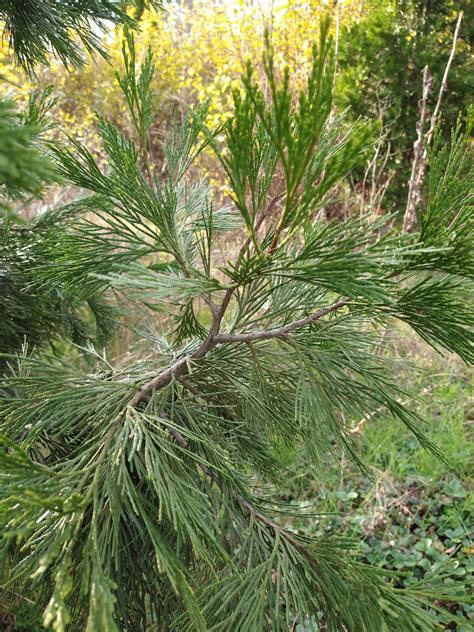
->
[421,109,474,261]
[287,362,473,630]
[0,88,118,377]
[116,28,155,162]
[336,0,473,210]
[0,23,473,631]
[0,0,161,71]
[208,18,368,248]
[0,218,115,372]
[0,90,57,214]
[0,87,114,365]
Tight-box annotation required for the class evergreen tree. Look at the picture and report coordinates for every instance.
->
[0,0,151,362]
[0,0,160,70]
[0,88,112,366]
[1,21,472,630]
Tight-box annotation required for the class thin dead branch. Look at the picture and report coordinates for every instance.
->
[425,11,464,148]
[403,12,463,233]
[403,66,433,233]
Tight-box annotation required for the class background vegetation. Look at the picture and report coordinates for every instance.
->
[0,1,472,630]
[2,0,472,205]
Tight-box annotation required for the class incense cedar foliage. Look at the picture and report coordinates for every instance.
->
[1,22,473,632]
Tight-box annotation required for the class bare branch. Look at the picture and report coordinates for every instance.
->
[425,11,463,147]
[215,299,349,344]
[403,65,433,233]
[403,12,463,233]
[130,299,349,408]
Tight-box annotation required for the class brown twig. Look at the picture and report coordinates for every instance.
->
[215,299,348,344]
[403,12,463,233]
[130,298,348,408]
[403,66,433,233]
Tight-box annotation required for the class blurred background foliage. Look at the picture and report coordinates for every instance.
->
[336,0,473,210]
[2,0,471,213]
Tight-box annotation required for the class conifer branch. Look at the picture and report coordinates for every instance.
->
[130,298,349,407]
[215,298,349,343]
[164,419,293,538]
[2,13,472,627]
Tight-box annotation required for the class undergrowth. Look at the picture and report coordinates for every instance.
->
[284,332,473,631]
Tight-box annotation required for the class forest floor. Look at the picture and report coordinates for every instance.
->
[282,328,473,631]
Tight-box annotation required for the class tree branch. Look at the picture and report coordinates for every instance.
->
[163,416,297,540]
[214,299,348,343]
[403,66,433,233]
[130,298,349,408]
[403,12,463,233]
[425,11,463,147]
